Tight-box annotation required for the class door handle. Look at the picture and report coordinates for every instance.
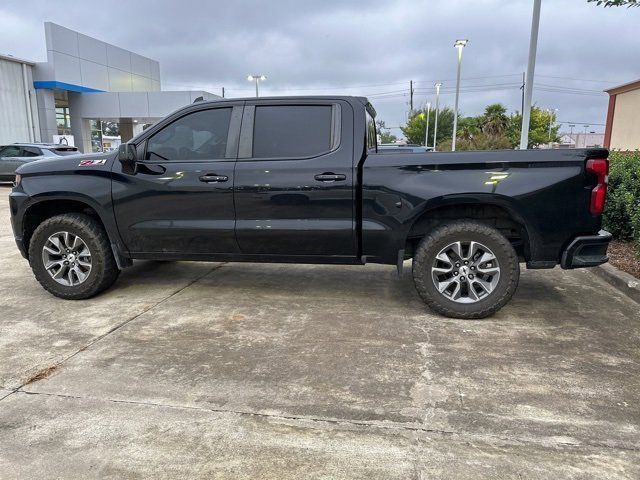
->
[314,173,346,182]
[199,174,229,183]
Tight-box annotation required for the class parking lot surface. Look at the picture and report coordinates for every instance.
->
[1,185,639,479]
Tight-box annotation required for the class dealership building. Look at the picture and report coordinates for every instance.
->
[604,78,640,151]
[0,22,218,152]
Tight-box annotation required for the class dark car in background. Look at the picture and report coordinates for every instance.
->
[0,143,79,181]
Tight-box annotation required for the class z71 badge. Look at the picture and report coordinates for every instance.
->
[79,159,107,166]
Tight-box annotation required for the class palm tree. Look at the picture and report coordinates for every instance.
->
[481,104,510,137]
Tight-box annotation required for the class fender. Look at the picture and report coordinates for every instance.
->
[405,193,538,252]
[13,187,130,267]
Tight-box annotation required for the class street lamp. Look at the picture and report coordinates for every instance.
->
[247,74,267,97]
[424,102,431,148]
[547,108,558,141]
[452,39,468,152]
[433,82,442,151]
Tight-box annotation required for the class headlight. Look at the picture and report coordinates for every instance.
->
[13,174,21,188]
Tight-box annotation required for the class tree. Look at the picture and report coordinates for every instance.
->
[508,106,560,148]
[102,121,120,136]
[401,107,455,148]
[480,104,510,137]
[376,120,397,144]
[587,0,638,6]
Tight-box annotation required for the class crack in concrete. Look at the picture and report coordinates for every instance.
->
[0,262,226,401]
[14,389,640,454]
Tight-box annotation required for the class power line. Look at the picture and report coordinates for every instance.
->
[536,74,621,85]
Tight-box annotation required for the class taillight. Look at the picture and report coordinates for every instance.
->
[586,158,608,215]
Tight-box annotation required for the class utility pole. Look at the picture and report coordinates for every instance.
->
[519,0,542,150]
[409,80,414,114]
[222,87,225,98]
[520,72,525,114]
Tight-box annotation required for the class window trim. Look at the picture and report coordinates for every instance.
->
[141,105,239,163]
[238,102,342,161]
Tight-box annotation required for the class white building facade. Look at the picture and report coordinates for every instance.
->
[0,22,218,152]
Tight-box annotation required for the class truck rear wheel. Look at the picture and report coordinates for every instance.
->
[412,221,520,319]
[28,213,120,299]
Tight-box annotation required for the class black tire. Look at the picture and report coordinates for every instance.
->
[412,221,520,319]
[28,213,120,299]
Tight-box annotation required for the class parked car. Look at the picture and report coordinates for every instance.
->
[9,96,611,318]
[0,143,79,181]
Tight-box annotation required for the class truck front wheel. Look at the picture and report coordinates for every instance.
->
[412,221,520,319]
[28,213,120,299]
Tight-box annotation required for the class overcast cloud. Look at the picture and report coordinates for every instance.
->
[1,0,638,136]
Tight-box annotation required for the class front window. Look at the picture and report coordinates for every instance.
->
[146,108,232,161]
[0,146,21,157]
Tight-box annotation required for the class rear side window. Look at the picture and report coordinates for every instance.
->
[147,108,232,161]
[366,110,377,152]
[21,147,42,157]
[253,105,333,158]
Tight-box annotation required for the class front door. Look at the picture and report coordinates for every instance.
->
[233,100,356,258]
[112,104,242,255]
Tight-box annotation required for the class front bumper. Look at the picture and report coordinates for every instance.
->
[561,230,612,269]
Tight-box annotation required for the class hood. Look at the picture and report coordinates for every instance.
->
[16,151,117,176]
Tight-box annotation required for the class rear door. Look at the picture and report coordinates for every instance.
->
[233,100,356,257]
[112,103,242,255]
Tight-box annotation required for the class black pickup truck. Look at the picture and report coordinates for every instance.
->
[9,96,611,318]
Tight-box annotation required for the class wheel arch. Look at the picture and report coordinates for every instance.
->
[404,197,534,261]
[20,196,127,266]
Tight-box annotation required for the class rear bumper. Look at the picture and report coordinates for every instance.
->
[561,230,612,269]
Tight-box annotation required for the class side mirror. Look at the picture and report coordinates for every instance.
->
[118,143,138,175]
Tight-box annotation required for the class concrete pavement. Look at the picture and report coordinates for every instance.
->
[1,185,639,479]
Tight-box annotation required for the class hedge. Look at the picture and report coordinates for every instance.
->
[603,151,640,252]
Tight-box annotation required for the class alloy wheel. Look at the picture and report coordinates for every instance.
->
[41,231,92,287]
[431,240,500,304]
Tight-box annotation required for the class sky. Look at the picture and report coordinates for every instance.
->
[1,0,638,137]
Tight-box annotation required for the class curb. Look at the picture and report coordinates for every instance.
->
[591,263,640,304]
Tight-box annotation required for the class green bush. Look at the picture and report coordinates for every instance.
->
[603,151,640,249]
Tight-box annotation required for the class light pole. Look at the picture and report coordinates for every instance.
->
[519,0,542,150]
[433,82,442,151]
[424,102,431,147]
[247,74,267,97]
[547,108,558,142]
[452,39,468,152]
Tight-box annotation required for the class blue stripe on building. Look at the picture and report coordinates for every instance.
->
[33,81,105,93]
